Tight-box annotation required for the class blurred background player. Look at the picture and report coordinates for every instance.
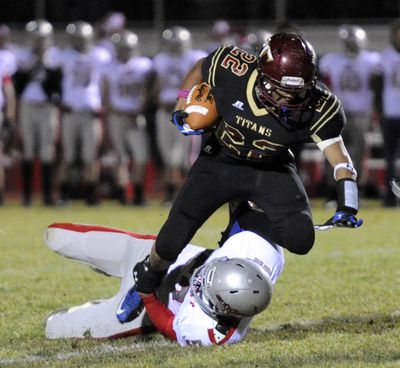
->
[0,24,17,76]
[206,19,236,53]
[371,18,400,207]
[102,30,154,206]
[243,29,272,52]
[95,12,126,57]
[319,24,380,205]
[57,21,111,206]
[0,24,16,205]
[13,19,62,206]
[153,26,207,206]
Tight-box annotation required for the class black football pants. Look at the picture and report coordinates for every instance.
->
[155,151,315,262]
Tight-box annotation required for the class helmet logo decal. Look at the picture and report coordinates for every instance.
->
[259,44,273,63]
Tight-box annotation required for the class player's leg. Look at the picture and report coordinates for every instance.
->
[381,118,399,207]
[250,163,315,255]
[81,112,102,206]
[19,102,36,206]
[59,112,78,204]
[38,104,58,206]
[156,107,181,205]
[45,268,154,339]
[44,223,155,277]
[0,113,5,205]
[154,153,239,263]
[128,114,149,206]
[109,112,129,205]
[0,141,4,205]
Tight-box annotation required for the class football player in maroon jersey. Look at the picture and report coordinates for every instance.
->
[129,32,363,310]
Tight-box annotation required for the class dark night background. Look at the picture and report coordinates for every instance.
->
[0,0,399,24]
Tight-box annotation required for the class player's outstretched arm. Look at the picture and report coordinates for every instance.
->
[140,293,177,340]
[316,138,363,230]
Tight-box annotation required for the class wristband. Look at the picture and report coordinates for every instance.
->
[177,89,189,99]
[336,178,358,214]
[334,162,357,180]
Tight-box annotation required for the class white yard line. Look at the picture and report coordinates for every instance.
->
[0,340,173,366]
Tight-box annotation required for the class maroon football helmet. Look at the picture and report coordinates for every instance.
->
[256,32,317,112]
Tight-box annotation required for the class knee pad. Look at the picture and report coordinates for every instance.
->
[282,212,315,255]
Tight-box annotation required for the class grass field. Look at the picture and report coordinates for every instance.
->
[0,199,399,368]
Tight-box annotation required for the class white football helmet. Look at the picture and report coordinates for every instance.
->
[190,257,273,319]
[162,26,192,55]
[66,21,94,52]
[111,30,140,62]
[25,19,53,52]
[338,24,367,57]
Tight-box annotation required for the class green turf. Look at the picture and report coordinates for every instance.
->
[0,199,399,367]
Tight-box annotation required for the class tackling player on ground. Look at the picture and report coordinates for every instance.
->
[44,202,284,346]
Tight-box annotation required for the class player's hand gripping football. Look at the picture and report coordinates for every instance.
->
[171,110,204,136]
[314,211,363,231]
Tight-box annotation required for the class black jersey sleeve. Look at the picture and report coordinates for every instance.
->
[308,88,346,143]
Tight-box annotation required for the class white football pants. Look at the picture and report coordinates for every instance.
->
[44,223,156,339]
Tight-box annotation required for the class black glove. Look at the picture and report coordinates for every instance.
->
[132,255,166,294]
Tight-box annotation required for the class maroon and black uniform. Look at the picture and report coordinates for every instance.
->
[155,45,346,261]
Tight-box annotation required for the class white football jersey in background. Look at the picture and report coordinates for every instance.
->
[102,55,153,113]
[0,48,16,109]
[15,46,60,104]
[154,49,207,107]
[57,46,111,111]
[319,50,380,113]
[375,46,400,117]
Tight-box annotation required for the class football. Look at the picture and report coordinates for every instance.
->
[184,82,219,130]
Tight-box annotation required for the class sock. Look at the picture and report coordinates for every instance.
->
[41,163,54,204]
[22,160,33,203]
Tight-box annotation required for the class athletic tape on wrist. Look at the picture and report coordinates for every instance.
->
[336,179,358,213]
[177,89,189,99]
[334,162,357,180]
